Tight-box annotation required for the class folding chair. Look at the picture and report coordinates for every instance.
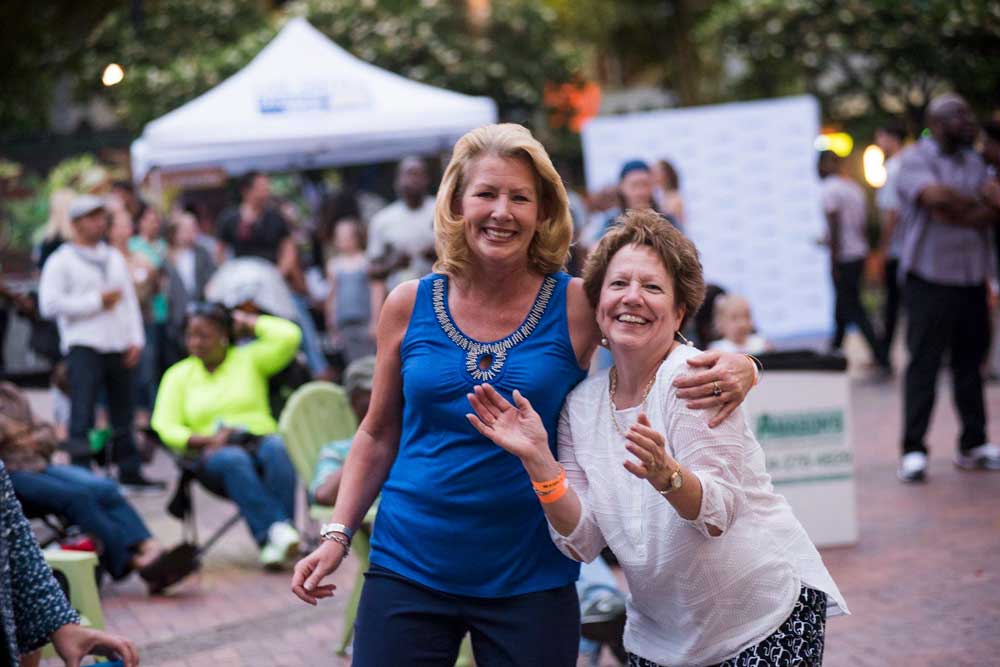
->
[145,428,242,571]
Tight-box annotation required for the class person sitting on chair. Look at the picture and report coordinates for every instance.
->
[310,356,375,506]
[0,460,140,667]
[151,302,303,568]
[0,382,179,594]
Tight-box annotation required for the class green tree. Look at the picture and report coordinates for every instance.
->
[701,0,1000,129]
[545,0,714,106]
[0,0,119,135]
[73,0,580,132]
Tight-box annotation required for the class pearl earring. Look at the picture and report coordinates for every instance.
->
[600,337,608,347]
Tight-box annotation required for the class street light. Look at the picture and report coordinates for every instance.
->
[862,144,887,188]
[102,63,125,87]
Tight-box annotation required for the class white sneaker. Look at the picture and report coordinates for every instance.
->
[954,443,1000,470]
[898,452,927,483]
[259,521,300,569]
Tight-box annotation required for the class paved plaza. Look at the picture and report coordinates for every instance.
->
[34,363,1000,667]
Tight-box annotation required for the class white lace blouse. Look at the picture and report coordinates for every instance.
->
[551,344,848,666]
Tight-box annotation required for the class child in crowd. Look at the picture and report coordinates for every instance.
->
[324,219,375,366]
[709,294,771,354]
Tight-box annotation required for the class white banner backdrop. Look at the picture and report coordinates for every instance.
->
[582,95,833,341]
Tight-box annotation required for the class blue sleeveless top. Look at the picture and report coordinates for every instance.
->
[370,271,586,597]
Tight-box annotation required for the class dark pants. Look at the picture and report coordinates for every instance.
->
[882,257,902,354]
[353,564,580,667]
[196,435,296,545]
[902,274,989,455]
[831,259,888,367]
[67,346,142,477]
[11,464,151,579]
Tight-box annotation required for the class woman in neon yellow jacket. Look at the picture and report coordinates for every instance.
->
[152,302,302,569]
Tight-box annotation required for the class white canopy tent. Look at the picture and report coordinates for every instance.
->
[130,17,497,181]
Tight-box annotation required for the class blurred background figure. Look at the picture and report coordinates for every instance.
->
[107,201,160,457]
[366,156,436,316]
[309,355,374,507]
[0,460,140,667]
[163,211,215,368]
[874,121,908,360]
[324,217,375,366]
[38,195,162,492]
[895,94,1000,483]
[652,158,685,228]
[35,188,76,270]
[151,304,302,568]
[819,150,891,374]
[128,205,169,404]
[709,293,770,354]
[217,171,329,378]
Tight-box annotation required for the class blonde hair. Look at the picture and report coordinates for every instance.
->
[433,124,572,277]
[44,189,76,241]
[582,209,705,328]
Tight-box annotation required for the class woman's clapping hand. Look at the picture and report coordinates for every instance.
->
[623,413,676,488]
[466,384,549,460]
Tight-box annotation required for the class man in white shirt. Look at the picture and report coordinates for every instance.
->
[819,151,890,372]
[366,157,437,316]
[38,195,162,492]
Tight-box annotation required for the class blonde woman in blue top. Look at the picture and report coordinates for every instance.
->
[291,124,759,666]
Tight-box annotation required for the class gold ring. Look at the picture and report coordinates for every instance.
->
[712,381,722,397]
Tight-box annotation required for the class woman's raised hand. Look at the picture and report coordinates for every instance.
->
[623,413,675,486]
[466,384,549,460]
[291,540,343,606]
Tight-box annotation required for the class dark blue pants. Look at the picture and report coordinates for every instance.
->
[11,464,151,579]
[353,564,580,667]
[196,435,296,545]
[66,345,142,478]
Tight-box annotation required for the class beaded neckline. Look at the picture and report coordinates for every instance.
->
[432,274,557,382]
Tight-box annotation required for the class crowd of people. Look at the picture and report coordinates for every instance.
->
[0,91,998,666]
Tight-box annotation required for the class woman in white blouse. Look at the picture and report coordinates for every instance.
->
[467,209,847,667]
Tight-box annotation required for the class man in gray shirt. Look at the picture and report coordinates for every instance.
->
[896,94,1000,482]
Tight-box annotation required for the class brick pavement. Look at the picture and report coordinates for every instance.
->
[35,368,1000,667]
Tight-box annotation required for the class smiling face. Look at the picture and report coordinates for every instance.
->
[597,244,685,354]
[458,154,540,270]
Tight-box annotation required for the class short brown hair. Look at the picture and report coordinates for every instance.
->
[582,209,705,328]
[433,124,572,278]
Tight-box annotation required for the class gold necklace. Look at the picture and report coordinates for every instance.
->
[608,363,661,436]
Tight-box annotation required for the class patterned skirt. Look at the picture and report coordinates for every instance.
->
[628,586,828,667]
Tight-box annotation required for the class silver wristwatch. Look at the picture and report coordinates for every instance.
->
[320,522,354,543]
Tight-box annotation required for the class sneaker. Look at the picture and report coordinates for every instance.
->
[898,452,928,483]
[260,521,300,570]
[118,474,168,496]
[954,443,1000,470]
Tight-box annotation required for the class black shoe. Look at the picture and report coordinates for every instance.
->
[118,474,168,495]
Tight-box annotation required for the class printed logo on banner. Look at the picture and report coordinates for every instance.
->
[755,409,852,484]
[258,80,371,114]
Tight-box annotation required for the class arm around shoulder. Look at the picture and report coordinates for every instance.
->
[566,277,600,368]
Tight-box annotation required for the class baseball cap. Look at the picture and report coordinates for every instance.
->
[344,356,376,394]
[69,194,107,220]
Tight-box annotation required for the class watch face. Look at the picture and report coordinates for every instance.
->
[671,472,683,489]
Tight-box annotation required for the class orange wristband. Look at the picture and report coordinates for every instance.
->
[531,466,565,494]
[538,480,569,504]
